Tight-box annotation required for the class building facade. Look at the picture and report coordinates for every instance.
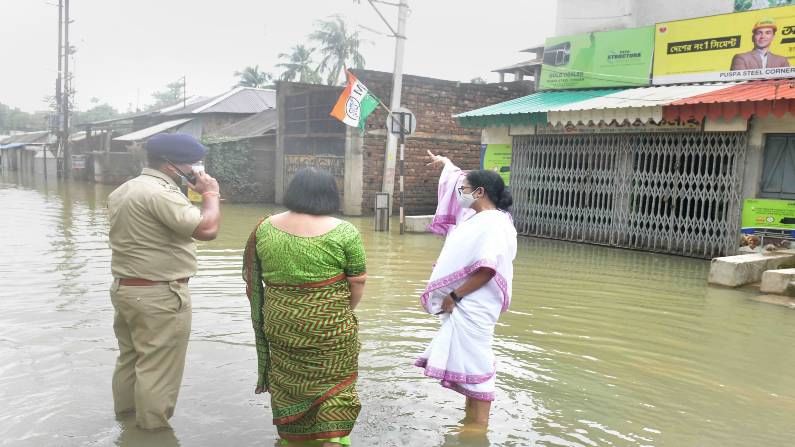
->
[275,70,534,215]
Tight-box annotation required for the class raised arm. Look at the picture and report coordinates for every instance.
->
[190,170,221,241]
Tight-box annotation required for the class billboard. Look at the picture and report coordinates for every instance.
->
[653,6,795,84]
[539,27,654,90]
[480,144,512,186]
[741,198,795,232]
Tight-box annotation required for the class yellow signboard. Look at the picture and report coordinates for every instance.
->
[653,5,795,84]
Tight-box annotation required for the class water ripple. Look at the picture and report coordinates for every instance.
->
[2,174,795,446]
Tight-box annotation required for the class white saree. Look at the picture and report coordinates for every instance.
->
[416,163,517,401]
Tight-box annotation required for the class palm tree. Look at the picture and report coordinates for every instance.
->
[310,16,366,85]
[277,45,322,84]
[234,65,273,88]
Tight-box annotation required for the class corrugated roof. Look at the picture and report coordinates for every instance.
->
[548,84,742,124]
[0,131,53,145]
[205,109,277,141]
[156,96,212,114]
[668,80,795,105]
[664,80,795,122]
[493,59,542,74]
[114,118,194,142]
[70,131,87,142]
[454,89,623,127]
[162,87,276,116]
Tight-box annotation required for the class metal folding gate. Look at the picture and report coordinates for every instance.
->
[511,132,747,258]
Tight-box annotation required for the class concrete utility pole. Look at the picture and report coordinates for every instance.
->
[56,0,63,175]
[62,0,72,179]
[380,0,409,210]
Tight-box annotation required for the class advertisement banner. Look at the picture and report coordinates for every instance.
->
[741,198,795,231]
[480,144,512,186]
[653,6,795,84]
[539,27,654,90]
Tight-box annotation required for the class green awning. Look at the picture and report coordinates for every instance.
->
[455,89,625,128]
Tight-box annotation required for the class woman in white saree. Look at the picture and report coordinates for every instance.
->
[416,150,517,426]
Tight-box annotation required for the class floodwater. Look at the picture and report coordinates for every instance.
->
[2,170,795,447]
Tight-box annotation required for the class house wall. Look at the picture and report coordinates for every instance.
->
[352,70,533,215]
[93,151,140,184]
[251,135,276,203]
[274,82,347,205]
[32,150,58,177]
[1,148,19,170]
[555,0,733,35]
[743,114,795,200]
[205,135,276,203]
[197,114,243,136]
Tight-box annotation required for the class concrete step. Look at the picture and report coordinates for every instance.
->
[751,294,795,309]
[405,215,433,233]
[708,252,795,287]
[760,268,795,296]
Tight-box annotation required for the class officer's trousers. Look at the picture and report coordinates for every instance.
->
[110,279,192,430]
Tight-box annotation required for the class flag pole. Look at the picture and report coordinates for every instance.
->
[343,68,410,136]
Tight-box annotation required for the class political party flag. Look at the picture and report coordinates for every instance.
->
[330,70,380,131]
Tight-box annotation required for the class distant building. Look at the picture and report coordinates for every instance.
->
[204,109,277,202]
[458,1,795,258]
[555,0,733,35]
[89,87,276,185]
[275,70,533,215]
[0,131,57,176]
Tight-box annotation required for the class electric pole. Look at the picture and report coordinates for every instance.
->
[62,0,72,179]
[56,0,63,176]
[380,0,408,212]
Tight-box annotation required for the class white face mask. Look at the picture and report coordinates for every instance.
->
[457,187,478,208]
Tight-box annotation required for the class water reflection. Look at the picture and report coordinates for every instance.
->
[2,172,795,446]
[115,414,180,447]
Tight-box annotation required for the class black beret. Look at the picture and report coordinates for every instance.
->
[145,133,208,164]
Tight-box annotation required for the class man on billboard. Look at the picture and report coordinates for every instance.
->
[730,19,790,70]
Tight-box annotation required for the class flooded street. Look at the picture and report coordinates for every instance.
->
[2,171,795,447]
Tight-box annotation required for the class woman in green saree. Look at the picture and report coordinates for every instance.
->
[243,168,367,447]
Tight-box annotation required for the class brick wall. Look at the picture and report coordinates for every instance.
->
[352,69,532,215]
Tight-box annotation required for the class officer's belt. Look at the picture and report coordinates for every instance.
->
[118,277,190,286]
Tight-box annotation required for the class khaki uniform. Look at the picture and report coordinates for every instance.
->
[107,168,202,430]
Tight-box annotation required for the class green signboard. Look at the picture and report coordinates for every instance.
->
[742,198,795,231]
[539,26,654,90]
[480,144,512,186]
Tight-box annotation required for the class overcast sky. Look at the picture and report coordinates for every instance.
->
[0,0,557,113]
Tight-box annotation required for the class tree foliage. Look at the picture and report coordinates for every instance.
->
[310,16,367,85]
[234,65,273,88]
[73,103,120,125]
[149,81,185,110]
[0,103,50,134]
[277,45,322,84]
[204,139,263,202]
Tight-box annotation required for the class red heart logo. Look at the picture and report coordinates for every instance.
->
[659,26,667,33]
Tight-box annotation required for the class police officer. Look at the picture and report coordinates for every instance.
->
[107,133,221,430]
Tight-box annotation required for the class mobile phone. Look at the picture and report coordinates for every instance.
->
[167,161,197,184]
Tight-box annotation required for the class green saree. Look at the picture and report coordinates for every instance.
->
[243,218,365,442]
